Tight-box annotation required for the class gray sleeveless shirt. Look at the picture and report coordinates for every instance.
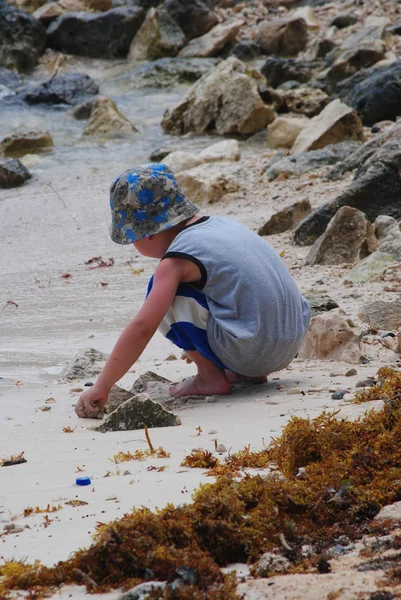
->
[164,216,310,376]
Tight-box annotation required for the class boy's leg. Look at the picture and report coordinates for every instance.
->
[225,371,268,384]
[170,350,231,397]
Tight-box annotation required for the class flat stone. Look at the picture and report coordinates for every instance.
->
[258,199,311,236]
[178,19,243,59]
[95,393,181,432]
[303,292,339,317]
[176,162,241,204]
[199,139,240,163]
[163,150,203,173]
[0,131,53,156]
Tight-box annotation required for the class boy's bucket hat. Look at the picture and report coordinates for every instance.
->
[109,163,199,244]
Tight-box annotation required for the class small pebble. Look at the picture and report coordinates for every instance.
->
[84,382,94,387]
[71,388,83,393]
[286,387,302,395]
[332,391,346,400]
[165,354,177,361]
[216,444,227,453]
[123,470,131,476]
[355,379,377,388]
[208,429,217,435]
[276,384,284,390]
[345,368,357,377]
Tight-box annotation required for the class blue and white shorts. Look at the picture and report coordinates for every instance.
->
[147,276,227,370]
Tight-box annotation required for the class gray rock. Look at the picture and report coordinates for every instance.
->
[261,56,317,87]
[164,0,217,41]
[294,139,401,245]
[359,300,401,330]
[374,215,401,242]
[379,238,401,261]
[306,206,378,266]
[71,100,94,120]
[47,7,145,58]
[0,3,46,72]
[332,391,346,400]
[95,392,181,432]
[347,252,395,284]
[326,44,386,87]
[0,158,31,188]
[131,370,172,396]
[24,73,99,106]
[230,40,260,61]
[116,57,219,89]
[259,199,311,236]
[251,552,291,577]
[303,292,339,317]
[264,141,361,181]
[104,385,135,414]
[344,62,401,126]
[60,348,108,381]
[149,146,177,161]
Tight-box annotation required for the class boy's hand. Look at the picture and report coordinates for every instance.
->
[75,386,109,419]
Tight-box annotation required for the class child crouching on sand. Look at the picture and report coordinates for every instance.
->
[76,164,310,418]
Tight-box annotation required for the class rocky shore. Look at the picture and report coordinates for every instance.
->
[2,0,401,598]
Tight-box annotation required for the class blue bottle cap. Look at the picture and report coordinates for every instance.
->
[76,476,91,486]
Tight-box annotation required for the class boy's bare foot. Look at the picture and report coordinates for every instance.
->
[181,351,193,364]
[170,349,231,397]
[225,371,268,384]
[170,373,231,397]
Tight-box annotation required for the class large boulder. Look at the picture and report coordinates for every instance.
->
[128,6,185,62]
[305,206,378,266]
[178,18,242,58]
[163,0,217,41]
[83,96,138,136]
[298,308,363,363]
[258,199,312,236]
[161,57,276,136]
[24,73,99,105]
[47,7,145,58]
[0,3,46,71]
[264,140,361,181]
[34,0,112,26]
[278,87,329,118]
[294,139,401,245]
[95,393,181,432]
[343,62,401,126]
[266,116,307,149]
[359,300,401,331]
[0,158,31,188]
[256,17,308,57]
[176,162,241,204]
[0,130,53,156]
[291,99,365,154]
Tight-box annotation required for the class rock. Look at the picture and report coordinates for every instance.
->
[178,19,243,59]
[267,116,307,149]
[359,300,401,331]
[355,379,376,388]
[379,238,401,261]
[149,146,176,162]
[261,56,316,87]
[330,14,358,29]
[340,17,390,51]
[0,158,31,188]
[128,7,185,62]
[163,0,217,41]
[294,139,401,245]
[291,6,319,29]
[163,150,203,173]
[0,131,53,156]
[375,501,401,521]
[374,215,401,242]
[161,57,276,136]
[287,387,302,395]
[332,390,346,400]
[83,96,137,136]
[264,140,361,181]
[0,3,46,71]
[111,57,218,90]
[199,139,240,163]
[306,206,378,266]
[298,308,363,363]
[327,43,386,86]
[256,17,308,58]
[105,385,135,414]
[303,292,339,317]
[278,87,329,118]
[230,40,260,61]
[309,38,336,60]
[344,62,401,126]
[130,371,173,404]
[176,162,241,204]
[259,199,312,236]
[347,252,395,284]
[47,7,145,58]
[60,348,108,381]
[216,444,227,453]
[34,0,112,26]
[292,99,365,155]
[118,582,167,600]
[251,552,291,577]
[24,73,98,105]
[345,368,357,376]
[71,100,94,120]
[95,393,181,432]
[326,121,401,181]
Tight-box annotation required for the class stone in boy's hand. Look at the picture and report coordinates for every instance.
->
[75,386,109,419]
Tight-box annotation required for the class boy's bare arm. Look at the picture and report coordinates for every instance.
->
[75,259,185,418]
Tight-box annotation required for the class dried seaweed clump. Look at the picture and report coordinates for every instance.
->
[355,367,401,404]
[181,450,219,469]
[4,378,401,598]
[111,447,170,464]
